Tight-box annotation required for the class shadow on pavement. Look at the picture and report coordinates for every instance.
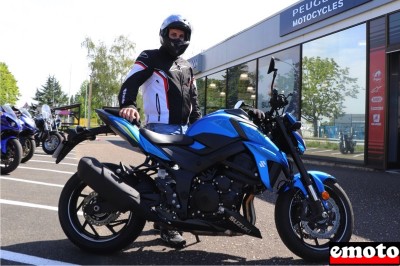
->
[107,136,400,243]
[283,163,399,243]
[2,238,316,265]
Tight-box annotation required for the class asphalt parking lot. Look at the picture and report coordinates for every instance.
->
[1,135,399,265]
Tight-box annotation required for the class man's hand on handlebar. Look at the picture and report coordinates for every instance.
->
[248,108,266,126]
[251,108,265,120]
[119,107,140,123]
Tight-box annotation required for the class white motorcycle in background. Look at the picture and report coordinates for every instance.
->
[34,104,63,155]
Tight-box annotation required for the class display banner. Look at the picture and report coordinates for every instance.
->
[280,0,371,36]
[188,54,203,74]
[367,46,386,168]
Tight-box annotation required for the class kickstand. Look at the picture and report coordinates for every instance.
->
[195,234,200,243]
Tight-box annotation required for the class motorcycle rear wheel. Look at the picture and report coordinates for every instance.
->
[275,179,354,262]
[42,132,62,154]
[20,137,36,163]
[58,173,146,253]
[1,138,22,175]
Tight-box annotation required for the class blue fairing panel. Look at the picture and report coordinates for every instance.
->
[186,110,239,138]
[244,141,289,190]
[139,136,171,161]
[293,131,306,154]
[190,141,206,150]
[107,116,170,161]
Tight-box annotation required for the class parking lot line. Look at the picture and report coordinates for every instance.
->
[34,154,77,160]
[17,166,74,175]
[28,159,78,166]
[0,176,64,187]
[0,199,58,211]
[0,250,79,266]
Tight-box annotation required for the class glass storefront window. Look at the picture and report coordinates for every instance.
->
[196,77,206,116]
[389,12,400,46]
[258,46,301,118]
[206,70,227,114]
[302,24,366,162]
[227,60,257,108]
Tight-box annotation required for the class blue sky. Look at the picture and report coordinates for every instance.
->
[0,0,299,106]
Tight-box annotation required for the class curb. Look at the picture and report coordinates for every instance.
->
[302,156,377,172]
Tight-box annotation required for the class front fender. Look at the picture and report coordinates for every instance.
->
[282,171,336,196]
[1,136,19,154]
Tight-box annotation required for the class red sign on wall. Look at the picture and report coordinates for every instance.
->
[367,46,386,168]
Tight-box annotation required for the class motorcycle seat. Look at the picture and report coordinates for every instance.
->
[139,128,194,146]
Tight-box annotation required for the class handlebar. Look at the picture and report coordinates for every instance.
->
[268,89,292,115]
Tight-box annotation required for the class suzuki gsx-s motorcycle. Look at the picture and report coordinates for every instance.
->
[1,105,23,174]
[54,58,354,262]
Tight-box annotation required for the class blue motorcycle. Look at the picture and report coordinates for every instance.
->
[54,58,353,262]
[1,105,23,174]
[15,107,37,163]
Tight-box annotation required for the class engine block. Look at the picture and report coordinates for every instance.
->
[188,170,244,218]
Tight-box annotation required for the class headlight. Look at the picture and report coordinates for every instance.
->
[6,117,18,128]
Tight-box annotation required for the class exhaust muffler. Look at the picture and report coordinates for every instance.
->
[77,157,140,212]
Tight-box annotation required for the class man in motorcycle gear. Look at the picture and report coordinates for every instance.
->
[118,14,201,248]
[118,14,201,130]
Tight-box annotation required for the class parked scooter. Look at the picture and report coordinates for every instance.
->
[15,107,37,163]
[34,104,63,155]
[339,131,356,154]
[1,105,23,175]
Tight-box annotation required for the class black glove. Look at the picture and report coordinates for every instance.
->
[248,108,265,120]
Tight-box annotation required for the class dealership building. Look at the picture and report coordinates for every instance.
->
[188,0,400,170]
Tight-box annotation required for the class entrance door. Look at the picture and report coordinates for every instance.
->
[387,51,400,169]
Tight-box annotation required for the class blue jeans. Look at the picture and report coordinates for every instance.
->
[145,123,188,135]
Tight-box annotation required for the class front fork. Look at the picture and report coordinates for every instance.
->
[276,118,328,220]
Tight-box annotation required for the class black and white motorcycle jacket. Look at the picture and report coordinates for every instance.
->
[118,46,201,125]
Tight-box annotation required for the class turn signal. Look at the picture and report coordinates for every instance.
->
[321,191,330,200]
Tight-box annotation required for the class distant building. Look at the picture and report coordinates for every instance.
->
[189,0,400,170]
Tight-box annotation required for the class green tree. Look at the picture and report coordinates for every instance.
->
[74,80,89,118]
[226,65,256,109]
[81,35,135,119]
[33,75,68,107]
[302,56,359,137]
[0,62,20,105]
[206,78,226,114]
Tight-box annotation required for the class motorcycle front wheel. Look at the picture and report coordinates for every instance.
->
[58,173,146,253]
[275,179,354,262]
[1,138,22,175]
[42,132,62,154]
[339,143,347,154]
[20,137,36,163]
